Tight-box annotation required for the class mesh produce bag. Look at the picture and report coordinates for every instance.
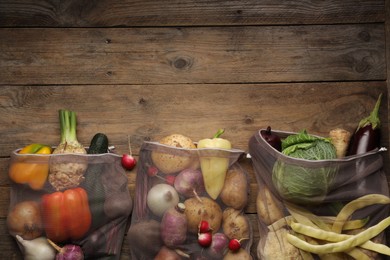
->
[248,129,389,260]
[128,140,253,259]
[7,148,132,260]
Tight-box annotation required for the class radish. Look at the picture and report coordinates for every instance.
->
[161,203,187,247]
[122,135,137,170]
[198,220,212,233]
[198,232,212,247]
[228,238,247,252]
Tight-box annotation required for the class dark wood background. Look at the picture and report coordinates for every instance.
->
[0,1,389,259]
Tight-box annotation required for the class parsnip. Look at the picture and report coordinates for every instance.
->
[329,128,351,158]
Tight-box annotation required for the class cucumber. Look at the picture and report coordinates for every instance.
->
[84,133,109,231]
[88,133,109,154]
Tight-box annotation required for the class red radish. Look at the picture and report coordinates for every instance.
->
[165,175,176,185]
[147,166,159,177]
[198,220,211,233]
[198,232,212,247]
[228,238,243,252]
[122,135,137,170]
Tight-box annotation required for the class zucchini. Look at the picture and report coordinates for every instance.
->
[83,133,109,230]
[88,133,109,154]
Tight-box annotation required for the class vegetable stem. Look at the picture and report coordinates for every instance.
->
[213,129,225,138]
[59,109,79,144]
[357,93,382,131]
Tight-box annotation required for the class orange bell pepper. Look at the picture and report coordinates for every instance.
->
[41,187,92,242]
[9,144,52,190]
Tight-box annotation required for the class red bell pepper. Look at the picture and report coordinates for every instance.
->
[41,187,91,242]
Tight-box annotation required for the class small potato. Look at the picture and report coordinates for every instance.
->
[184,196,222,234]
[256,186,284,225]
[127,219,163,258]
[220,167,248,209]
[223,248,253,260]
[222,207,250,240]
[151,134,196,174]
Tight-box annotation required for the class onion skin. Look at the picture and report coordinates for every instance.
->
[7,201,43,240]
[147,183,179,217]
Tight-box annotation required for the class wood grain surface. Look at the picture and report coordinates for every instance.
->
[0,0,389,259]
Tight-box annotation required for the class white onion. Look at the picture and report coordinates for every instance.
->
[146,184,179,217]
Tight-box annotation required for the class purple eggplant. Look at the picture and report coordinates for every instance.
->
[347,93,382,155]
[261,126,282,151]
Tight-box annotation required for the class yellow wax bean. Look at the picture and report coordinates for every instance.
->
[291,222,390,256]
[332,194,390,233]
[287,216,390,255]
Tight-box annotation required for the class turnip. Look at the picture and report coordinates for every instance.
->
[206,233,229,259]
[174,168,205,198]
[147,183,179,217]
[161,203,187,247]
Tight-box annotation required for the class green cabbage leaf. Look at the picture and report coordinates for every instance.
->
[272,130,337,204]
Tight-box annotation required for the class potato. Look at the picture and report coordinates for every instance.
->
[184,196,222,234]
[151,134,197,174]
[257,228,303,260]
[256,186,284,225]
[127,219,163,258]
[222,207,250,240]
[220,167,248,209]
[223,248,253,260]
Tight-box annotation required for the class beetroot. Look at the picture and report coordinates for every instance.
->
[160,203,187,247]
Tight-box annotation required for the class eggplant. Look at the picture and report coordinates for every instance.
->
[260,126,282,151]
[347,93,382,155]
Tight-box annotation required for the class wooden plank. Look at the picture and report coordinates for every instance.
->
[0,24,386,85]
[0,82,387,157]
[0,0,384,27]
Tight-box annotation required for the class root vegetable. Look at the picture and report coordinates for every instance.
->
[220,167,248,210]
[47,239,84,260]
[222,208,250,240]
[256,186,284,225]
[7,201,43,240]
[258,228,302,260]
[151,134,196,174]
[198,220,212,233]
[16,235,56,260]
[184,196,223,234]
[154,246,181,260]
[198,232,212,247]
[161,203,187,247]
[127,219,163,258]
[329,128,352,158]
[223,248,252,260]
[49,110,87,191]
[174,168,205,198]
[147,183,180,217]
[206,233,229,259]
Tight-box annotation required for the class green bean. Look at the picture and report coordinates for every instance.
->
[332,194,390,233]
[291,221,390,255]
[287,216,390,254]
